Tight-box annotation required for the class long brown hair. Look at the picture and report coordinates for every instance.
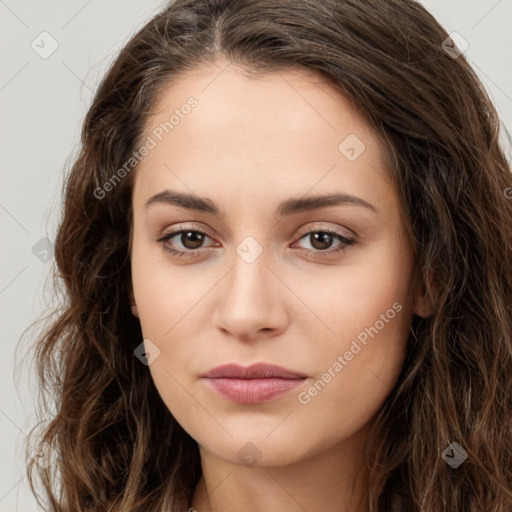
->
[20,0,512,510]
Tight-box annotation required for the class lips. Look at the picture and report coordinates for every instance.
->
[202,362,308,379]
[201,363,308,404]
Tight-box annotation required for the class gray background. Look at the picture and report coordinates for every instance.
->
[1,1,511,510]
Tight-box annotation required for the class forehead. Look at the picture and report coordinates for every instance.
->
[142,63,375,150]
[132,62,396,223]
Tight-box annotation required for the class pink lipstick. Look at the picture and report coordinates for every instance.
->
[201,362,308,404]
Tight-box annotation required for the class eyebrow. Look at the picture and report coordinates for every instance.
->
[144,189,378,218]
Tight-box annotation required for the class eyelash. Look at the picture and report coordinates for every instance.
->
[156,224,356,259]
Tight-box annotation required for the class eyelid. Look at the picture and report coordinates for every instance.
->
[294,222,355,240]
[158,222,215,239]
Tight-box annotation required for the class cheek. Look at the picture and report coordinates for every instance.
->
[131,234,202,338]
[294,309,410,452]
[130,240,211,403]
[296,243,413,414]
[304,239,413,347]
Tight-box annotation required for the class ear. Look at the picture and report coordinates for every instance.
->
[412,268,434,319]
[129,289,139,318]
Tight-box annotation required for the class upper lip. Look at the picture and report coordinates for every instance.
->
[202,363,308,379]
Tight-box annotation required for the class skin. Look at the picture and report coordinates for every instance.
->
[129,58,432,512]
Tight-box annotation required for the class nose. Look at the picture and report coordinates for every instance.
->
[212,248,289,342]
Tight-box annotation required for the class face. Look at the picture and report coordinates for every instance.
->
[129,60,429,468]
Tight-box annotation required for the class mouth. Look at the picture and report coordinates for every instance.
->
[200,362,308,404]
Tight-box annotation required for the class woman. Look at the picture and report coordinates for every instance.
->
[24,0,512,510]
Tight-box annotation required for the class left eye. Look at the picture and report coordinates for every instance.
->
[157,227,356,258]
[293,230,355,254]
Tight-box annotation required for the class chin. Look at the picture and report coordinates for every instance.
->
[196,430,319,469]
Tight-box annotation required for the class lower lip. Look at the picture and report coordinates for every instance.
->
[203,377,306,404]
